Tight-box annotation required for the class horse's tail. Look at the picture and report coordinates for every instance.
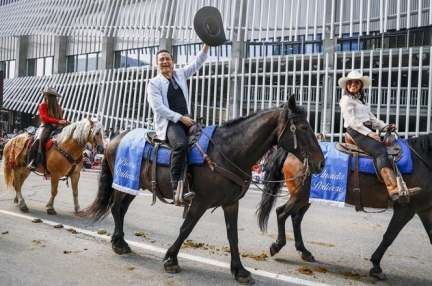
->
[256,148,289,232]
[80,157,114,221]
[2,140,15,192]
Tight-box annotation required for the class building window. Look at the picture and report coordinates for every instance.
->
[67,52,100,73]
[0,60,15,79]
[409,26,432,47]
[114,47,157,68]
[27,57,53,76]
[247,35,322,58]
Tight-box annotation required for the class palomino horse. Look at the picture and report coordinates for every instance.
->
[257,134,432,280]
[82,96,325,284]
[2,118,104,214]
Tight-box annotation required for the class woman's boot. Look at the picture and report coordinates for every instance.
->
[380,167,399,201]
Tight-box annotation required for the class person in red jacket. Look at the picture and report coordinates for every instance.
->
[28,87,68,170]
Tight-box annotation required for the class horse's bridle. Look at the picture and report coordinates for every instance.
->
[277,113,312,175]
[197,111,312,196]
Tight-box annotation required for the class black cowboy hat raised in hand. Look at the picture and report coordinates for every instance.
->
[194,6,226,46]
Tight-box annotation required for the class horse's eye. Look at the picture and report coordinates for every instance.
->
[301,125,308,131]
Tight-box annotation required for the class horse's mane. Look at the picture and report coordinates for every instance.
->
[56,119,103,145]
[408,133,432,155]
[220,102,304,128]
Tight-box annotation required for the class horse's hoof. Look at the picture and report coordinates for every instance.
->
[47,209,57,215]
[112,243,131,255]
[20,206,29,213]
[369,268,387,280]
[301,253,315,262]
[270,243,280,257]
[235,275,255,285]
[164,261,181,274]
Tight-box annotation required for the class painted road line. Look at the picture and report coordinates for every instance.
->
[0,208,330,286]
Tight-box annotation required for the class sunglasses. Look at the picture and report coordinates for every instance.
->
[347,80,361,86]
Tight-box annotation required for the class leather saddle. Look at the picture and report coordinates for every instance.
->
[144,119,205,210]
[335,130,402,212]
[336,131,403,162]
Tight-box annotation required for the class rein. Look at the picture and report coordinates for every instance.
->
[197,111,312,194]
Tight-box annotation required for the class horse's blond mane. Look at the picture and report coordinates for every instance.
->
[56,119,103,145]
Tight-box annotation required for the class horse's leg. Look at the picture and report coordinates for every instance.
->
[111,190,132,255]
[291,203,314,262]
[116,193,136,252]
[14,168,29,213]
[222,201,255,285]
[70,171,81,213]
[46,175,61,215]
[270,198,306,257]
[164,203,207,274]
[417,206,432,244]
[369,205,416,280]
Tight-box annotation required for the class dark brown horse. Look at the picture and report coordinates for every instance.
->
[82,96,325,284]
[257,134,432,280]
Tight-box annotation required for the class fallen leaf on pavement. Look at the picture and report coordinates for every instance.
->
[2,231,8,234]
[54,224,64,229]
[32,219,42,223]
[97,229,107,235]
[298,266,313,275]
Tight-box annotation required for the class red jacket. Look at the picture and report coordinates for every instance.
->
[39,102,62,124]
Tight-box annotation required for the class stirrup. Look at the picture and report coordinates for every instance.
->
[407,187,421,196]
[27,160,37,171]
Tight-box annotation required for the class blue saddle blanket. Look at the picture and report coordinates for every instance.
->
[112,126,217,196]
[350,139,412,174]
[142,125,217,166]
[310,140,413,207]
[310,142,349,207]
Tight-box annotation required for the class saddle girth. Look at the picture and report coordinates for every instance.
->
[54,143,83,177]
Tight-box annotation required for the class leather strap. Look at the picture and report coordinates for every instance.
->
[195,142,250,189]
[151,143,174,205]
[54,143,83,177]
[353,152,364,212]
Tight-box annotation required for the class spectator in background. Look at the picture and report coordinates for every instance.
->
[108,127,114,140]
[83,150,93,169]
[113,125,120,138]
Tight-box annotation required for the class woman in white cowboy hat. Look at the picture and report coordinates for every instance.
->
[339,70,420,202]
[28,87,68,170]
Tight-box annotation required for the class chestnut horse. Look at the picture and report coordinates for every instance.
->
[257,134,432,280]
[82,96,325,284]
[2,118,104,214]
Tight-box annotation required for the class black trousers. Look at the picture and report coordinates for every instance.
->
[30,123,56,165]
[166,121,189,186]
[347,125,391,171]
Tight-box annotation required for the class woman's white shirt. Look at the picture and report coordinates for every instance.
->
[339,92,387,136]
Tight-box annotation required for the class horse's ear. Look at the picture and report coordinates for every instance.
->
[288,94,297,111]
[88,118,94,126]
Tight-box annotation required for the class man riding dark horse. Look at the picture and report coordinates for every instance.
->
[28,87,68,171]
[147,43,209,205]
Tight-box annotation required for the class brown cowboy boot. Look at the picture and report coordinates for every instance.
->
[381,167,421,203]
[380,167,400,202]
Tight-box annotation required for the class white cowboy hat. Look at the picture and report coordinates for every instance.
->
[338,70,371,89]
[40,87,62,97]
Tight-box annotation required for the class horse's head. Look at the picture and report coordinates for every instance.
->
[277,95,325,174]
[86,119,104,149]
